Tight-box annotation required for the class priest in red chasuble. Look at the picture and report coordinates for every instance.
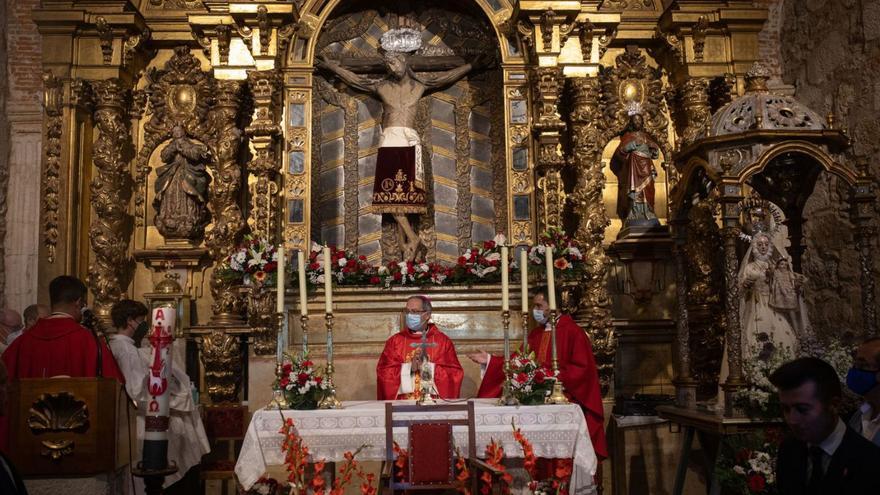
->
[1,275,124,452]
[469,287,608,461]
[377,295,463,400]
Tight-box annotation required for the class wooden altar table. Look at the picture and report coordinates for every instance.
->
[235,399,597,493]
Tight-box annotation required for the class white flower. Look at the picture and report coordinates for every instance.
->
[310,241,322,253]
[378,266,389,275]
[568,246,583,259]
[537,245,546,255]
[316,274,325,284]
[234,252,246,264]
[484,252,501,263]
[493,234,507,246]
[397,261,407,271]
[418,263,429,273]
[338,257,347,268]
[733,466,745,475]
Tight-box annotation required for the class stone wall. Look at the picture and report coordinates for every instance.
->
[758,0,880,337]
[2,0,42,312]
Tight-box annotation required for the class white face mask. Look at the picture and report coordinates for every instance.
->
[532,308,547,325]
[405,313,424,332]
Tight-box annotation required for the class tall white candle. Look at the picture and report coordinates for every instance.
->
[144,305,175,470]
[297,250,308,316]
[501,245,509,311]
[520,248,528,313]
[545,246,556,310]
[276,245,285,313]
[323,246,332,314]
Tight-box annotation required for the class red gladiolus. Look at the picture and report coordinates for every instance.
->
[747,473,765,492]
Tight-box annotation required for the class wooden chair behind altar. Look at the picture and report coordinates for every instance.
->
[8,377,129,476]
[382,401,505,494]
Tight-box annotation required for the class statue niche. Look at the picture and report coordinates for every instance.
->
[153,125,212,240]
[311,4,504,264]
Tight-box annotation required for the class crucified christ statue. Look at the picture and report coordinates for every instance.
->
[316,28,483,261]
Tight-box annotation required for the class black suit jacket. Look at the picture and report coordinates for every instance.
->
[777,425,880,495]
[0,452,27,495]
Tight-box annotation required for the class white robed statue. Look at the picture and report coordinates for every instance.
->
[738,231,811,357]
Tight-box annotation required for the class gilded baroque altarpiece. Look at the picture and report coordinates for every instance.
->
[32,0,781,404]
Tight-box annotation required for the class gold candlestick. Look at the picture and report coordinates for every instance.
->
[318,313,342,409]
[521,311,529,352]
[499,310,519,406]
[545,309,569,404]
[268,361,290,409]
[300,314,309,356]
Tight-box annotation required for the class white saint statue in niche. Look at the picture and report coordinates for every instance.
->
[738,231,811,358]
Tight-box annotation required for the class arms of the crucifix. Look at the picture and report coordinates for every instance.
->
[316,55,378,94]
[412,52,488,91]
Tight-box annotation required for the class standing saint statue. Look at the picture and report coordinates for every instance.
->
[316,28,481,260]
[610,107,662,228]
[738,231,811,358]
[154,125,212,240]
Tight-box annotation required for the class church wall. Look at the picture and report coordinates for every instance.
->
[2,0,42,312]
[758,0,880,338]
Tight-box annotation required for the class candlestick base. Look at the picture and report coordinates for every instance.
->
[545,379,569,405]
[318,363,342,409]
[499,378,520,406]
[267,388,289,410]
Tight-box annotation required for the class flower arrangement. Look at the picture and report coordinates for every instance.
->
[275,353,331,410]
[513,421,571,495]
[508,347,559,405]
[279,416,376,495]
[715,428,784,495]
[526,227,584,280]
[216,235,279,287]
[480,439,512,495]
[450,235,507,283]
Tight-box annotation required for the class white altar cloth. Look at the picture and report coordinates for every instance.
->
[235,399,597,493]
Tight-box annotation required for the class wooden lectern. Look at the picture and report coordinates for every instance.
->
[8,377,130,476]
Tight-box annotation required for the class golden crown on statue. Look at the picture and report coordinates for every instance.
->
[380,28,422,53]
[625,101,644,116]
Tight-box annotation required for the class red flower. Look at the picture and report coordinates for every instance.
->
[315,376,323,384]
[297,372,309,383]
[393,272,402,281]
[457,256,467,266]
[483,240,495,250]
[516,372,528,383]
[347,259,357,268]
[280,377,290,387]
[747,473,766,492]
[358,255,367,261]
[282,363,293,374]
[534,371,545,384]
[302,360,313,367]
[369,276,381,285]
[554,257,570,270]
[309,262,321,270]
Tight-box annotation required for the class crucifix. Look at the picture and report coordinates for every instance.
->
[410,330,438,404]
[316,28,485,261]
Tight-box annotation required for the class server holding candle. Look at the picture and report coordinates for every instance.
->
[470,246,608,461]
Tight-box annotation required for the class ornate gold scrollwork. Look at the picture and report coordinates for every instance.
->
[692,16,709,62]
[245,70,282,241]
[247,288,279,356]
[88,79,131,323]
[679,77,711,146]
[199,330,242,403]
[206,80,246,322]
[95,17,114,65]
[42,71,64,264]
[568,77,615,396]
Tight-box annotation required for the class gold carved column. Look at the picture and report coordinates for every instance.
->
[568,76,614,395]
[679,77,711,147]
[206,81,246,324]
[532,66,566,233]
[88,79,131,325]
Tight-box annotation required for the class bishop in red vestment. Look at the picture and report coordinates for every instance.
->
[471,290,608,461]
[377,296,463,400]
[0,276,124,453]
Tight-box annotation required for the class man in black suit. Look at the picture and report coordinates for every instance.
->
[0,361,27,494]
[771,357,880,495]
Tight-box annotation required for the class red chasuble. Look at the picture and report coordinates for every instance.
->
[2,316,124,382]
[0,316,124,453]
[476,314,608,460]
[376,323,463,400]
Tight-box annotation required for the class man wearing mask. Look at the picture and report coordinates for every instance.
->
[108,299,210,494]
[469,286,608,461]
[846,337,880,446]
[376,295,463,400]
